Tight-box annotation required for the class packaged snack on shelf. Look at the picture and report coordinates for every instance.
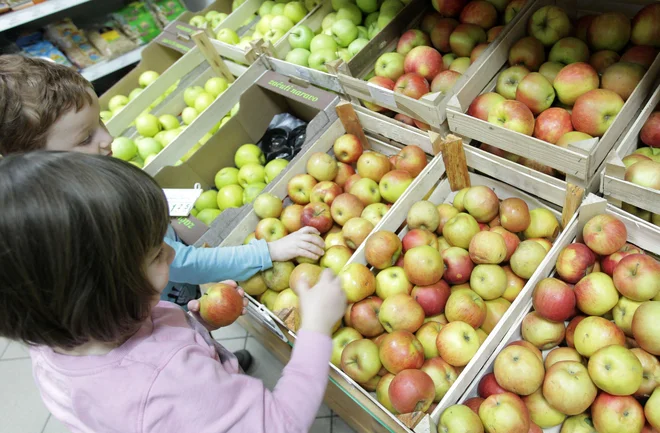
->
[22,40,73,67]
[14,30,42,48]
[86,19,137,58]
[44,19,104,69]
[112,2,163,45]
[147,0,186,26]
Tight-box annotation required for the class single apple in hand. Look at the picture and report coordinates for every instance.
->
[199,283,243,328]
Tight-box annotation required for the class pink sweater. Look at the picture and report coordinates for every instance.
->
[29,301,332,433]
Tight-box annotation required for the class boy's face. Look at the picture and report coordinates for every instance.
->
[147,242,175,306]
[45,89,113,155]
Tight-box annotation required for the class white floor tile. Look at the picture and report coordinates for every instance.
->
[216,337,246,353]
[309,417,331,433]
[317,402,332,418]
[245,337,285,390]
[0,338,9,358]
[1,341,30,360]
[0,358,50,433]
[211,321,247,340]
[42,415,70,433]
[332,416,358,433]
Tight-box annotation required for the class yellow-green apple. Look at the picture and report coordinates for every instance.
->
[648,387,660,430]
[573,315,625,357]
[508,340,543,362]
[425,314,448,325]
[287,174,317,205]
[341,339,382,383]
[288,263,322,294]
[379,169,413,203]
[537,61,563,83]
[396,145,427,177]
[375,52,406,81]
[582,214,627,255]
[422,357,459,402]
[488,100,535,135]
[545,347,583,370]
[437,204,461,235]
[263,261,295,292]
[365,231,402,269]
[641,112,660,148]
[394,72,431,99]
[503,0,525,23]
[260,289,279,311]
[632,301,660,355]
[494,344,545,395]
[521,311,565,350]
[523,208,559,239]
[469,232,507,265]
[560,413,599,433]
[625,160,660,189]
[589,50,621,75]
[587,12,631,53]
[334,161,356,188]
[416,322,443,358]
[481,297,510,334]
[404,245,444,286]
[553,62,599,105]
[613,296,642,337]
[463,185,499,223]
[431,70,462,93]
[572,88,625,137]
[407,200,441,231]
[532,277,576,322]
[588,345,643,395]
[622,45,658,70]
[613,254,660,301]
[253,193,283,219]
[255,217,288,241]
[573,272,620,317]
[350,177,381,205]
[509,36,545,72]
[306,152,338,182]
[549,37,590,65]
[459,0,497,29]
[350,296,385,337]
[449,23,487,57]
[501,265,525,302]
[301,202,333,233]
[436,321,480,367]
[379,293,425,333]
[441,246,474,284]
[527,5,571,46]
[362,202,389,226]
[515,72,555,115]
[421,11,442,33]
[331,193,365,226]
[453,187,470,211]
[631,3,660,47]
[308,48,339,72]
[602,62,646,101]
[632,348,660,397]
[443,212,481,249]
[411,280,451,317]
[402,228,439,252]
[533,107,573,144]
[199,283,243,328]
[376,266,412,299]
[310,181,342,206]
[479,392,531,433]
[357,151,391,182]
[478,372,507,398]
[528,237,553,253]
[440,404,485,433]
[592,393,645,433]
[333,134,363,164]
[331,327,363,366]
[622,153,652,168]
[510,240,547,279]
[495,198,528,234]
[342,217,374,249]
[565,315,585,348]
[445,288,487,328]
[404,46,445,81]
[240,272,267,296]
[379,330,425,373]
[468,92,507,121]
[397,29,432,56]
[388,369,435,413]
[376,374,397,413]
[339,263,377,302]
[470,42,489,63]
[448,56,470,74]
[523,388,567,428]
[280,204,304,233]
[430,18,459,52]
[321,244,352,274]
[489,227,519,262]
[288,25,314,50]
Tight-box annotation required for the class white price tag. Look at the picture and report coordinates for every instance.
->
[295,66,312,81]
[367,83,396,108]
[163,184,203,217]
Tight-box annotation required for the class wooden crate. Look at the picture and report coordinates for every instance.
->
[453,196,660,433]
[446,0,660,189]
[601,81,660,216]
[334,0,531,130]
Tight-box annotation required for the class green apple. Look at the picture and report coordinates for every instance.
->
[205,77,229,97]
[216,28,240,45]
[322,12,338,30]
[160,129,180,147]
[381,0,404,15]
[108,95,128,112]
[205,11,221,21]
[154,131,167,146]
[286,48,311,66]
[309,48,339,71]
[137,137,163,160]
[217,184,244,210]
[253,193,283,218]
[197,208,222,226]
[364,11,379,28]
[189,15,208,28]
[264,29,287,43]
[284,1,308,23]
[242,13,257,26]
[138,70,160,87]
[211,13,228,28]
[231,103,240,117]
[220,116,231,128]
[149,95,165,109]
[304,0,321,11]
[135,114,161,138]
[100,111,113,123]
[332,0,356,11]
[271,3,285,15]
[184,86,205,107]
[195,190,220,211]
[232,0,247,9]
[348,38,369,56]
[265,158,289,182]
[243,182,267,204]
[238,163,267,187]
[199,133,213,146]
[128,159,143,168]
[289,25,314,49]
[189,208,198,217]
[337,48,352,62]
[368,22,380,39]
[144,154,158,167]
[180,143,202,163]
[377,13,395,29]
[235,143,266,168]
[194,92,215,112]
[111,137,137,161]
[356,0,378,13]
[270,15,294,33]
[257,15,275,34]
[128,87,143,101]
[337,5,363,25]
[158,114,180,130]
[259,0,275,16]
[311,34,338,52]
[215,167,240,189]
[181,107,199,125]
[357,25,368,39]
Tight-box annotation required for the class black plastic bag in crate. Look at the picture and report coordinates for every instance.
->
[257,113,307,163]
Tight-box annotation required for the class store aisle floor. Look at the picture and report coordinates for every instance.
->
[0,322,356,433]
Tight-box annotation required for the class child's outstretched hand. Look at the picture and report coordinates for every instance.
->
[188,280,248,332]
[268,226,325,262]
[298,269,346,336]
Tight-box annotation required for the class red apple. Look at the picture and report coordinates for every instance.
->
[334,162,356,189]
[441,246,474,284]
[404,46,445,82]
[621,45,658,69]
[582,214,627,255]
[402,228,438,252]
[478,372,507,398]
[430,18,460,53]
[436,321,481,367]
[310,181,342,206]
[463,185,499,223]
[572,89,625,137]
[587,12,631,53]
[394,113,416,126]
[465,397,485,414]
[532,277,576,322]
[553,62,599,106]
[590,50,621,75]
[388,369,436,413]
[364,76,396,112]
[333,133,363,164]
[301,202,333,233]
[641,112,660,148]
[602,62,646,101]
[592,393,645,433]
[396,145,428,177]
[330,193,365,226]
[533,107,573,144]
[574,272,620,317]
[379,330,425,374]
[488,100,535,136]
[199,283,243,328]
[631,3,660,48]
[509,36,545,72]
[575,14,595,42]
[365,230,402,270]
[565,315,585,348]
[432,0,467,17]
[613,254,660,301]
[449,23,487,57]
[411,280,451,317]
[421,357,459,402]
[507,340,543,362]
[516,72,555,115]
[467,92,506,121]
[601,243,644,276]
[404,245,444,286]
[280,204,304,233]
[394,73,431,99]
[445,288,487,328]
[499,197,530,233]
[459,0,497,29]
[397,29,432,56]
[351,296,385,337]
[556,243,597,284]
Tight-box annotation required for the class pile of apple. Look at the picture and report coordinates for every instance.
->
[468,3,659,177]
[102,70,169,122]
[328,185,561,418]
[282,0,409,71]
[110,76,236,169]
[191,144,290,226]
[438,213,660,433]
[363,0,527,130]
[188,10,229,30]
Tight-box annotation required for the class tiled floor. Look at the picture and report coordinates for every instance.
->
[0,322,356,433]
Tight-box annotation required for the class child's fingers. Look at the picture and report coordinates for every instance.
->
[296,247,322,260]
[219,280,238,288]
[301,241,324,257]
[188,299,200,313]
[237,287,245,297]
[298,226,320,235]
[303,234,326,249]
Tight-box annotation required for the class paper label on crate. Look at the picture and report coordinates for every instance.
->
[163,184,203,217]
[368,84,396,108]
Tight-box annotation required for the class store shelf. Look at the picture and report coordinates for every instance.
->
[81,46,145,82]
[0,0,94,32]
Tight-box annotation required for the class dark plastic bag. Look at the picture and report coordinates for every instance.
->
[257,113,307,163]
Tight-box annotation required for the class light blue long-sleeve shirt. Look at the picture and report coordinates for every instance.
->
[160,225,273,306]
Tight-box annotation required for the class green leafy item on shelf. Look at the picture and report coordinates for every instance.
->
[113,2,163,45]
[148,0,187,25]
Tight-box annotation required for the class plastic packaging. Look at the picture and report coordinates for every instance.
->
[112,2,162,45]
[86,20,137,58]
[44,19,103,69]
[147,0,186,26]
[256,113,307,162]
[22,40,73,67]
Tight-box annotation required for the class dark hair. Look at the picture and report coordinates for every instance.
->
[0,55,94,155]
[0,152,169,349]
